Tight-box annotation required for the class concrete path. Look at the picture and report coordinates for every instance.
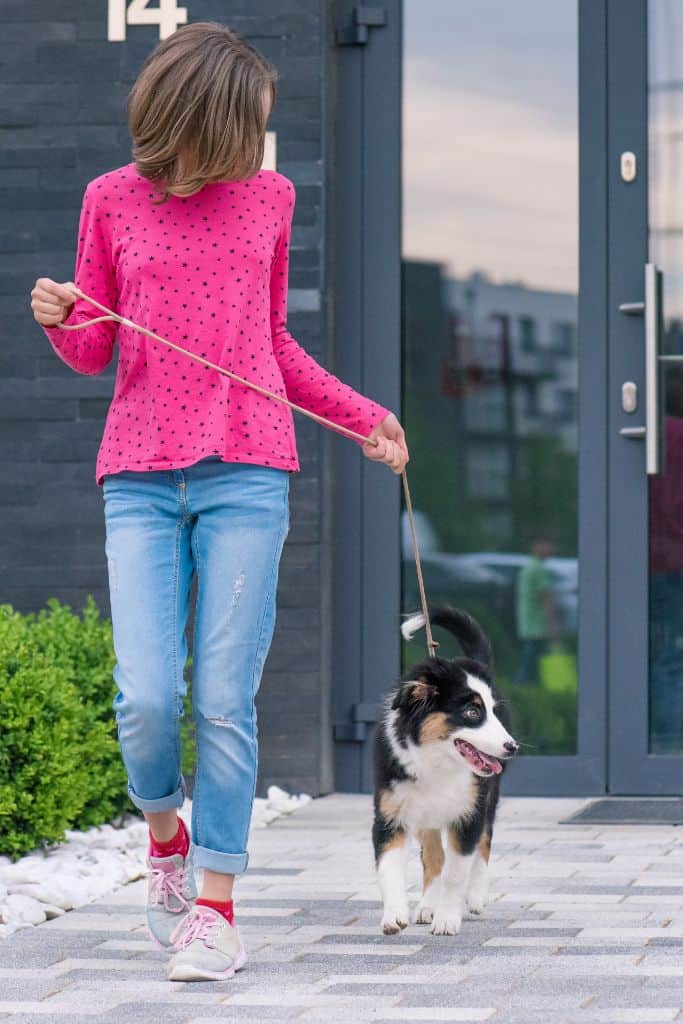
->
[1,794,683,1022]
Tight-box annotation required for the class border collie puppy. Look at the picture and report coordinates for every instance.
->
[372,604,518,936]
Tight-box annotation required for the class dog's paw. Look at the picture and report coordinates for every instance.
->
[430,908,462,935]
[467,890,488,915]
[381,907,409,934]
[412,902,434,924]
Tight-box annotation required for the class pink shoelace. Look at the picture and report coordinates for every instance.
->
[169,904,225,950]
[149,862,192,913]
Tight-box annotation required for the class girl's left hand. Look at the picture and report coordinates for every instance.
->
[361,412,410,474]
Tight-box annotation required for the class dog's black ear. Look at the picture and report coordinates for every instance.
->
[391,677,439,712]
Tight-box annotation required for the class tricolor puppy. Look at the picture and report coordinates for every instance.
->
[372,604,518,936]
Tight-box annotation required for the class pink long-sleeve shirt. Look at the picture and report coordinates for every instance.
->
[42,163,392,485]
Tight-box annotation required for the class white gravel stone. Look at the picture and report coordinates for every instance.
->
[0,786,310,935]
[1,894,47,925]
[5,881,70,908]
[44,905,66,920]
[267,785,313,814]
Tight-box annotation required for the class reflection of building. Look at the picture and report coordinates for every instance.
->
[448,271,577,537]
[403,260,577,543]
[446,271,578,450]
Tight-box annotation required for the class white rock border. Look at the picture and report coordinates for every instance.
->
[0,784,311,938]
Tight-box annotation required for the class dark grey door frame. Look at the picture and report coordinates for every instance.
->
[330,0,403,792]
[606,0,679,793]
[331,0,611,795]
[510,0,609,795]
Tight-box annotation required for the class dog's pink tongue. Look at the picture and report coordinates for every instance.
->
[479,750,503,775]
[457,740,503,775]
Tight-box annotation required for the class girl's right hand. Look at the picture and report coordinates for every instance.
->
[30,278,79,326]
[361,412,410,474]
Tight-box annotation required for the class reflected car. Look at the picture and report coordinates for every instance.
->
[400,513,578,636]
[444,552,578,635]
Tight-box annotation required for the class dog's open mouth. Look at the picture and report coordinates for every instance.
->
[454,739,503,776]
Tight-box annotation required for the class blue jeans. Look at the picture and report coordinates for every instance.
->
[102,456,290,875]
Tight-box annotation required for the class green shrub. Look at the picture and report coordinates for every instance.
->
[497,676,577,756]
[0,596,198,860]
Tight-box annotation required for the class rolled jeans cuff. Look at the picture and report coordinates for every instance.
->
[127,775,186,813]
[191,844,249,875]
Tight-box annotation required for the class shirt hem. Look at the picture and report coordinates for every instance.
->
[96,449,300,485]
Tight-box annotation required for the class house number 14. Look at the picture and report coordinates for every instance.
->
[108,0,188,41]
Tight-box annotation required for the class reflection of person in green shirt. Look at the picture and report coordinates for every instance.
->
[514,537,560,684]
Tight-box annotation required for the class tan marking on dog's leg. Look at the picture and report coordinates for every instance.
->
[479,832,491,863]
[382,830,407,854]
[419,829,445,889]
[379,788,401,825]
[412,829,444,925]
[418,712,451,744]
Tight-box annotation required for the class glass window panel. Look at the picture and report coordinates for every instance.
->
[648,0,683,754]
[401,0,578,756]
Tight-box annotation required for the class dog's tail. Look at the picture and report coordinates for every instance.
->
[400,604,493,668]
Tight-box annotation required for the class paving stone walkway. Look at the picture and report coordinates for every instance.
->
[1,794,683,1022]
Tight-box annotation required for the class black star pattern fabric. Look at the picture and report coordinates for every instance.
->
[41,164,393,485]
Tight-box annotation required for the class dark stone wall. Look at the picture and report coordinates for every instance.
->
[0,0,332,797]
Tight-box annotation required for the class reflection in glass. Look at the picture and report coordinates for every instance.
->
[401,1,578,755]
[648,0,683,754]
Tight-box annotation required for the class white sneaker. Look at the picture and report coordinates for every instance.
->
[167,904,247,982]
[145,845,197,949]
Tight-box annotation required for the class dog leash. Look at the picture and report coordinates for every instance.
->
[57,285,440,658]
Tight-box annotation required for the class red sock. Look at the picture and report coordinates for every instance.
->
[148,816,190,859]
[196,897,235,926]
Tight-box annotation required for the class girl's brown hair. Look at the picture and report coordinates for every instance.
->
[127,21,278,204]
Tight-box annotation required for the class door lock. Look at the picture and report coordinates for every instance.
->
[620,151,637,182]
[621,381,638,413]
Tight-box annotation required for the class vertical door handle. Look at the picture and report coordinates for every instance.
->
[618,263,664,475]
[644,262,663,475]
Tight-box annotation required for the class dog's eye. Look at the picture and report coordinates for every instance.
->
[463,704,482,721]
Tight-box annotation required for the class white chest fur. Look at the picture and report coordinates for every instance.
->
[384,710,477,831]
[389,768,476,831]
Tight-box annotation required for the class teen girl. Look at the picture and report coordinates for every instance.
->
[30,22,409,982]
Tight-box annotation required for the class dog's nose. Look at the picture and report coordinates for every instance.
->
[504,740,519,755]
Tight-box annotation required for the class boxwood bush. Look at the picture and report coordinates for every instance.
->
[0,596,196,861]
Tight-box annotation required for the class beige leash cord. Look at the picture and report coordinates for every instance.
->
[57,285,440,659]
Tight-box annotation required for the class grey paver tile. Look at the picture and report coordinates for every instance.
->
[3,795,683,1020]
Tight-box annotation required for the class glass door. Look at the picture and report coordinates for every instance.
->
[647,2,683,762]
[609,0,683,792]
[400,0,607,792]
